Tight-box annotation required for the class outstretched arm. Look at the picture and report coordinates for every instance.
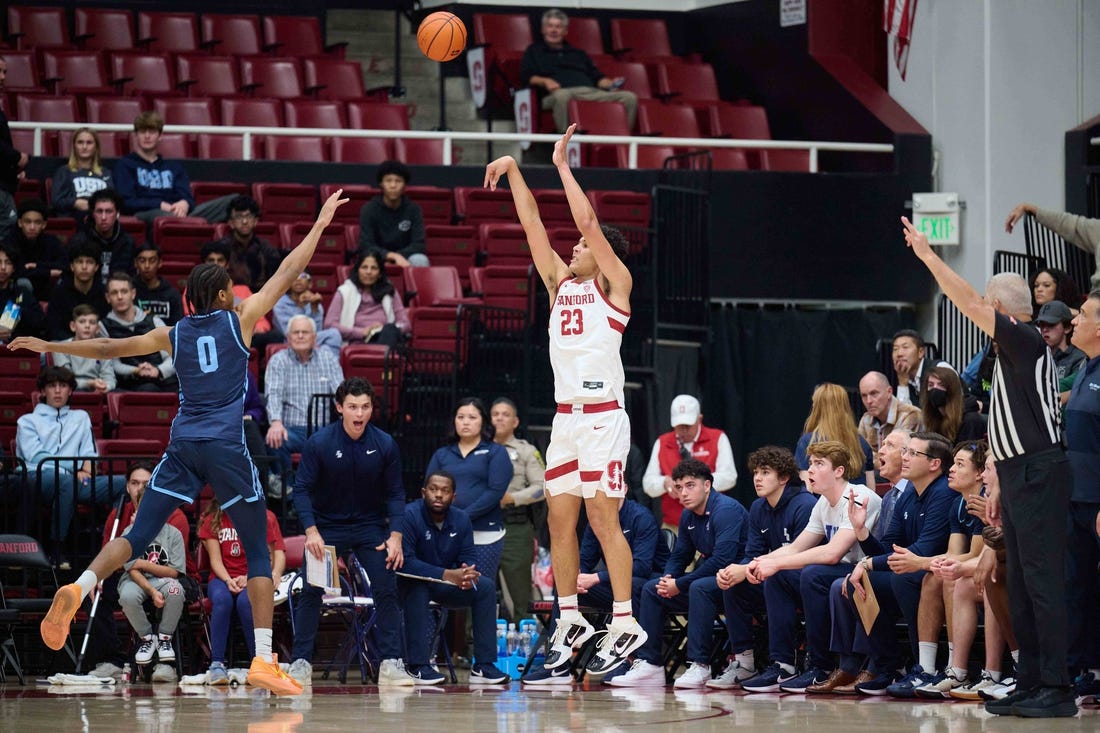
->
[238,190,349,338]
[553,125,631,306]
[484,155,569,293]
[902,216,994,337]
[9,328,171,360]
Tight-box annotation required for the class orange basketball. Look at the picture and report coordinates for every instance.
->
[417,11,467,62]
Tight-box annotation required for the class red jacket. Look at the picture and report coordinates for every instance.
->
[656,425,725,527]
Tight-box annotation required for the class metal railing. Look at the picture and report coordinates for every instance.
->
[10,120,895,171]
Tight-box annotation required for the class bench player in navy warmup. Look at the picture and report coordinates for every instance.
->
[484,125,646,676]
[10,189,349,696]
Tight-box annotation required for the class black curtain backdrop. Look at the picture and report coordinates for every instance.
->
[703,303,915,506]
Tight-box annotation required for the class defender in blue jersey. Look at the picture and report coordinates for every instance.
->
[10,190,349,696]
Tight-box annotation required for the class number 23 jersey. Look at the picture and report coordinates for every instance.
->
[549,277,628,405]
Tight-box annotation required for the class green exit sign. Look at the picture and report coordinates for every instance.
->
[912,193,961,245]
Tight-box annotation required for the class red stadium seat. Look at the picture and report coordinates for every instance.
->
[478,265,531,311]
[153,218,215,259]
[277,223,345,269]
[198,134,261,160]
[302,59,367,101]
[406,186,454,225]
[655,61,721,102]
[240,57,304,99]
[0,349,41,395]
[75,8,136,52]
[110,53,179,97]
[160,259,196,293]
[106,392,178,444]
[586,190,650,229]
[404,266,480,308]
[284,100,347,130]
[331,137,392,164]
[119,216,146,246]
[425,225,478,287]
[42,51,114,96]
[531,189,574,226]
[137,12,200,54]
[191,181,249,205]
[610,18,674,60]
[471,13,531,102]
[252,183,318,224]
[566,99,631,167]
[264,136,328,163]
[262,15,347,58]
[564,17,604,57]
[454,187,515,224]
[596,60,653,99]
[201,14,263,57]
[16,95,79,122]
[547,226,580,260]
[7,6,68,50]
[393,138,445,166]
[479,223,530,267]
[154,97,218,126]
[409,306,462,355]
[346,101,411,131]
[320,184,375,225]
[0,392,29,450]
[760,149,812,172]
[176,55,241,98]
[1,51,41,94]
[708,148,751,170]
[707,103,771,139]
[157,133,195,159]
[85,96,145,125]
[637,100,700,138]
[220,97,284,127]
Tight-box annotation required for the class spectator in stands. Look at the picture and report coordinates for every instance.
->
[199,497,286,685]
[1029,267,1081,317]
[100,272,177,392]
[273,271,340,357]
[890,329,953,406]
[67,190,135,285]
[794,383,876,488]
[522,495,668,686]
[0,55,29,195]
[263,314,344,482]
[190,241,278,350]
[0,242,45,343]
[856,371,922,455]
[208,195,283,293]
[1006,201,1100,289]
[1035,300,1087,381]
[15,366,124,542]
[741,440,882,695]
[490,397,546,623]
[609,459,748,688]
[112,111,234,225]
[521,9,636,133]
[920,366,986,444]
[53,304,114,393]
[712,446,815,692]
[833,431,953,697]
[288,377,414,686]
[324,249,409,346]
[357,161,429,268]
[426,397,512,590]
[399,470,511,685]
[117,468,187,684]
[7,198,65,300]
[51,128,113,218]
[45,241,108,340]
[132,243,183,326]
[642,395,737,532]
[0,189,15,243]
[87,460,191,680]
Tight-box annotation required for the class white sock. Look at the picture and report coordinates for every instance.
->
[255,628,273,662]
[1010,649,1020,665]
[558,595,580,622]
[778,661,795,675]
[75,570,98,600]
[735,650,755,671]
[947,642,954,657]
[988,669,1002,682]
[918,641,938,671]
[950,666,967,680]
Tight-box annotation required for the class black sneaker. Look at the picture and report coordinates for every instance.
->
[779,667,830,694]
[522,664,573,686]
[1010,686,1079,718]
[985,686,1039,716]
[741,663,796,693]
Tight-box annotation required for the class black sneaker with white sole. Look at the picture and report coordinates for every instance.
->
[522,665,573,686]
[585,621,648,676]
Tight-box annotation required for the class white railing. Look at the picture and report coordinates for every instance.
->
[10,120,895,171]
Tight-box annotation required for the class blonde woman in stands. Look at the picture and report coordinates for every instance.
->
[51,127,112,218]
[794,383,876,488]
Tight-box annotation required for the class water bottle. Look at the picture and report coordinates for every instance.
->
[519,627,531,658]
[496,621,508,658]
[506,623,518,656]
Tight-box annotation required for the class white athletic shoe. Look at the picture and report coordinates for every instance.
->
[288,659,313,686]
[606,659,666,687]
[151,663,177,684]
[543,616,596,669]
[377,658,416,686]
[706,660,758,689]
[673,662,713,689]
[134,634,157,665]
[156,634,176,663]
[586,619,648,676]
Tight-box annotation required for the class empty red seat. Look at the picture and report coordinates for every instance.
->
[454,187,515,224]
[85,96,144,125]
[201,14,263,57]
[42,51,114,96]
[393,138,444,166]
[406,186,454,225]
[284,100,347,129]
[331,137,392,164]
[404,266,480,308]
[110,53,178,97]
[198,134,261,160]
[176,55,241,98]
[346,101,411,131]
[252,183,318,224]
[240,57,304,99]
[106,392,179,443]
[709,149,751,170]
[262,15,347,58]
[531,189,574,226]
[0,350,42,395]
[157,133,195,159]
[425,225,478,287]
[409,306,462,356]
[220,97,284,127]
[153,97,218,126]
[16,95,79,123]
[478,265,531,311]
[264,136,328,162]
[566,99,631,167]
[320,184,375,225]
[192,181,249,204]
[760,149,811,172]
[302,58,367,101]
[655,62,720,101]
[1,51,41,94]
[610,18,673,59]
[137,11,200,54]
[7,6,68,50]
[586,190,650,229]
[277,223,345,265]
[564,16,604,57]
[153,218,215,259]
[707,103,771,139]
[471,13,531,103]
[479,223,531,267]
[637,100,700,138]
[75,8,136,51]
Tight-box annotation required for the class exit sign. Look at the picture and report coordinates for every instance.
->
[912,193,961,245]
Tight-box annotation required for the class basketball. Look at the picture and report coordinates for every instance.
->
[417,11,467,62]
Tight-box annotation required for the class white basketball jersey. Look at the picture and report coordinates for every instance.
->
[549,277,628,404]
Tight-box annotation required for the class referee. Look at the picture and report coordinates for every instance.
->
[903,218,1075,718]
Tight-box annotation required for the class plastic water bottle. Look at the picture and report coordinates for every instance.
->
[506,623,518,656]
[122,663,132,685]
[496,621,508,658]
[519,627,532,658]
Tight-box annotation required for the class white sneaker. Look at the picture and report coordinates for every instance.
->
[377,658,416,686]
[151,663,177,683]
[135,634,157,665]
[288,658,313,686]
[586,619,648,675]
[979,676,1016,701]
[949,671,999,701]
[606,659,666,687]
[90,662,123,680]
[706,660,757,689]
[156,634,176,663]
[673,662,713,689]
[543,616,596,669]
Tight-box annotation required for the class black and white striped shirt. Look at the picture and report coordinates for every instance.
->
[987,312,1062,460]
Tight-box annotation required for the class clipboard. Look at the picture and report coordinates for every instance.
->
[305,544,339,590]
[396,571,458,586]
[853,571,880,634]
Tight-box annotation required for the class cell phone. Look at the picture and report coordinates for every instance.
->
[609,78,626,90]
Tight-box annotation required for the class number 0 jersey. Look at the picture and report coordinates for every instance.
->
[549,277,629,404]
[168,309,250,443]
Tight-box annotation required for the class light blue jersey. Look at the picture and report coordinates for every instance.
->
[168,309,249,443]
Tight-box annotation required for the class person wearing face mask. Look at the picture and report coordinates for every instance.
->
[920,366,986,444]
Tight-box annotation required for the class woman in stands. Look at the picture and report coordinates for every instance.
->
[793,382,876,487]
[51,128,112,218]
[425,397,512,587]
[1030,267,1081,317]
[199,498,286,684]
[323,249,409,346]
[920,365,986,444]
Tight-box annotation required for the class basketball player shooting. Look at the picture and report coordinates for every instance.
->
[484,125,646,676]
[9,190,349,696]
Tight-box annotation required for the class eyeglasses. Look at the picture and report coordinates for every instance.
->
[902,447,931,459]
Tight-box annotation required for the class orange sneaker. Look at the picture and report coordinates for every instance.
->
[247,654,304,696]
[40,583,82,651]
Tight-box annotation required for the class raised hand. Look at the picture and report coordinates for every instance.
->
[901,216,933,260]
[317,189,350,228]
[483,155,515,191]
[552,123,577,168]
[846,488,868,533]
